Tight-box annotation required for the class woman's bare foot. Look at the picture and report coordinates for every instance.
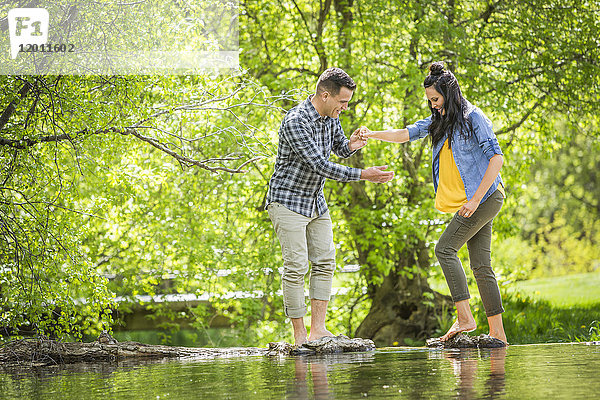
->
[488,314,508,345]
[440,320,477,342]
[488,331,508,345]
[308,328,335,342]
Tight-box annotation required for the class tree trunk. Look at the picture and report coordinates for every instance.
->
[355,269,452,347]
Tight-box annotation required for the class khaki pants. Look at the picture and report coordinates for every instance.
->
[267,202,336,318]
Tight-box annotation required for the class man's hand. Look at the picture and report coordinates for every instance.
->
[361,165,394,183]
[358,126,372,140]
[349,126,368,151]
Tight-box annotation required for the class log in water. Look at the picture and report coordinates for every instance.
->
[0,333,376,365]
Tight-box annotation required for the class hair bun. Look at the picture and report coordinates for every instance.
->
[429,62,445,76]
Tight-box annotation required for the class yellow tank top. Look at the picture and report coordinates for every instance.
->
[435,139,506,213]
[435,139,467,213]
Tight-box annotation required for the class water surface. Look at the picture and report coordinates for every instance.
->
[1,343,599,399]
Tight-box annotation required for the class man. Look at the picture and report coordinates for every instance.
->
[266,68,394,345]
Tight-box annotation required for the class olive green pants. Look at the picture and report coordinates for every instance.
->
[434,189,505,317]
[267,202,336,318]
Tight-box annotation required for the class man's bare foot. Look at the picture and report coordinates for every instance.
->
[308,328,335,342]
[440,320,477,342]
[294,333,308,346]
[291,317,308,345]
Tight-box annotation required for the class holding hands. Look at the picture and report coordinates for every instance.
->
[350,125,395,183]
[357,126,373,141]
[349,126,369,151]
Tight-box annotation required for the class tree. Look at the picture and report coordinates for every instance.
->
[0,73,286,340]
[241,0,600,344]
[515,122,600,277]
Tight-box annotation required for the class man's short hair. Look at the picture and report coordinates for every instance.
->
[316,68,356,96]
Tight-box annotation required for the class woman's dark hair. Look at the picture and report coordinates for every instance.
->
[423,62,471,148]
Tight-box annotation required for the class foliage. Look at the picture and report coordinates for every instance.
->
[241,0,600,342]
[1,0,600,345]
[0,74,285,341]
[515,125,599,277]
[0,0,236,75]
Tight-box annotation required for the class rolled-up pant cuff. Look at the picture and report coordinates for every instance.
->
[451,293,471,303]
[485,307,505,317]
[285,305,307,319]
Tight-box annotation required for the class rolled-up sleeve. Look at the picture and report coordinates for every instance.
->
[407,116,432,142]
[332,119,356,159]
[283,118,361,182]
[471,109,503,160]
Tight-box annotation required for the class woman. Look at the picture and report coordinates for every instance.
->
[363,62,507,345]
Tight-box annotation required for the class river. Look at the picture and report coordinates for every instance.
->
[1,343,599,399]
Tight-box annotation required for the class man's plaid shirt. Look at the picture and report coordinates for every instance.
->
[266,96,362,217]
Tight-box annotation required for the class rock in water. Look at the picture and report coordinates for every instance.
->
[477,334,507,348]
[97,330,118,345]
[267,335,376,356]
[302,335,375,354]
[266,341,294,356]
[426,333,506,349]
[267,335,375,356]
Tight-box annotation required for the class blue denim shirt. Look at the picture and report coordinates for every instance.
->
[406,102,504,204]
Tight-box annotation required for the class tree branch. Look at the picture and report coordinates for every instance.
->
[0,80,33,132]
[498,97,544,140]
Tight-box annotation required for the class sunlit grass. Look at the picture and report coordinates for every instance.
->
[509,272,600,307]
[428,271,600,344]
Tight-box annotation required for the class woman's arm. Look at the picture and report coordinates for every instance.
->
[363,128,410,143]
[363,116,432,143]
[459,154,503,217]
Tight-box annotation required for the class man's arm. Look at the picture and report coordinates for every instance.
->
[331,119,364,158]
[283,118,361,182]
[284,118,394,183]
[360,166,395,183]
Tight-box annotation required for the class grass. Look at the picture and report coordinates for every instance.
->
[470,292,600,344]
[499,272,600,344]
[510,272,600,307]
[430,271,600,344]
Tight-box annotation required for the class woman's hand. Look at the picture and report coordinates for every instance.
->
[358,126,372,140]
[459,198,481,218]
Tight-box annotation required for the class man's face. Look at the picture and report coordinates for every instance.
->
[324,86,354,118]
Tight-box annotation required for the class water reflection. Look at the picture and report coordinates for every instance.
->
[288,352,375,399]
[2,344,600,399]
[430,347,506,399]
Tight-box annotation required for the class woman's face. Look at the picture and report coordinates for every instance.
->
[425,86,445,115]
